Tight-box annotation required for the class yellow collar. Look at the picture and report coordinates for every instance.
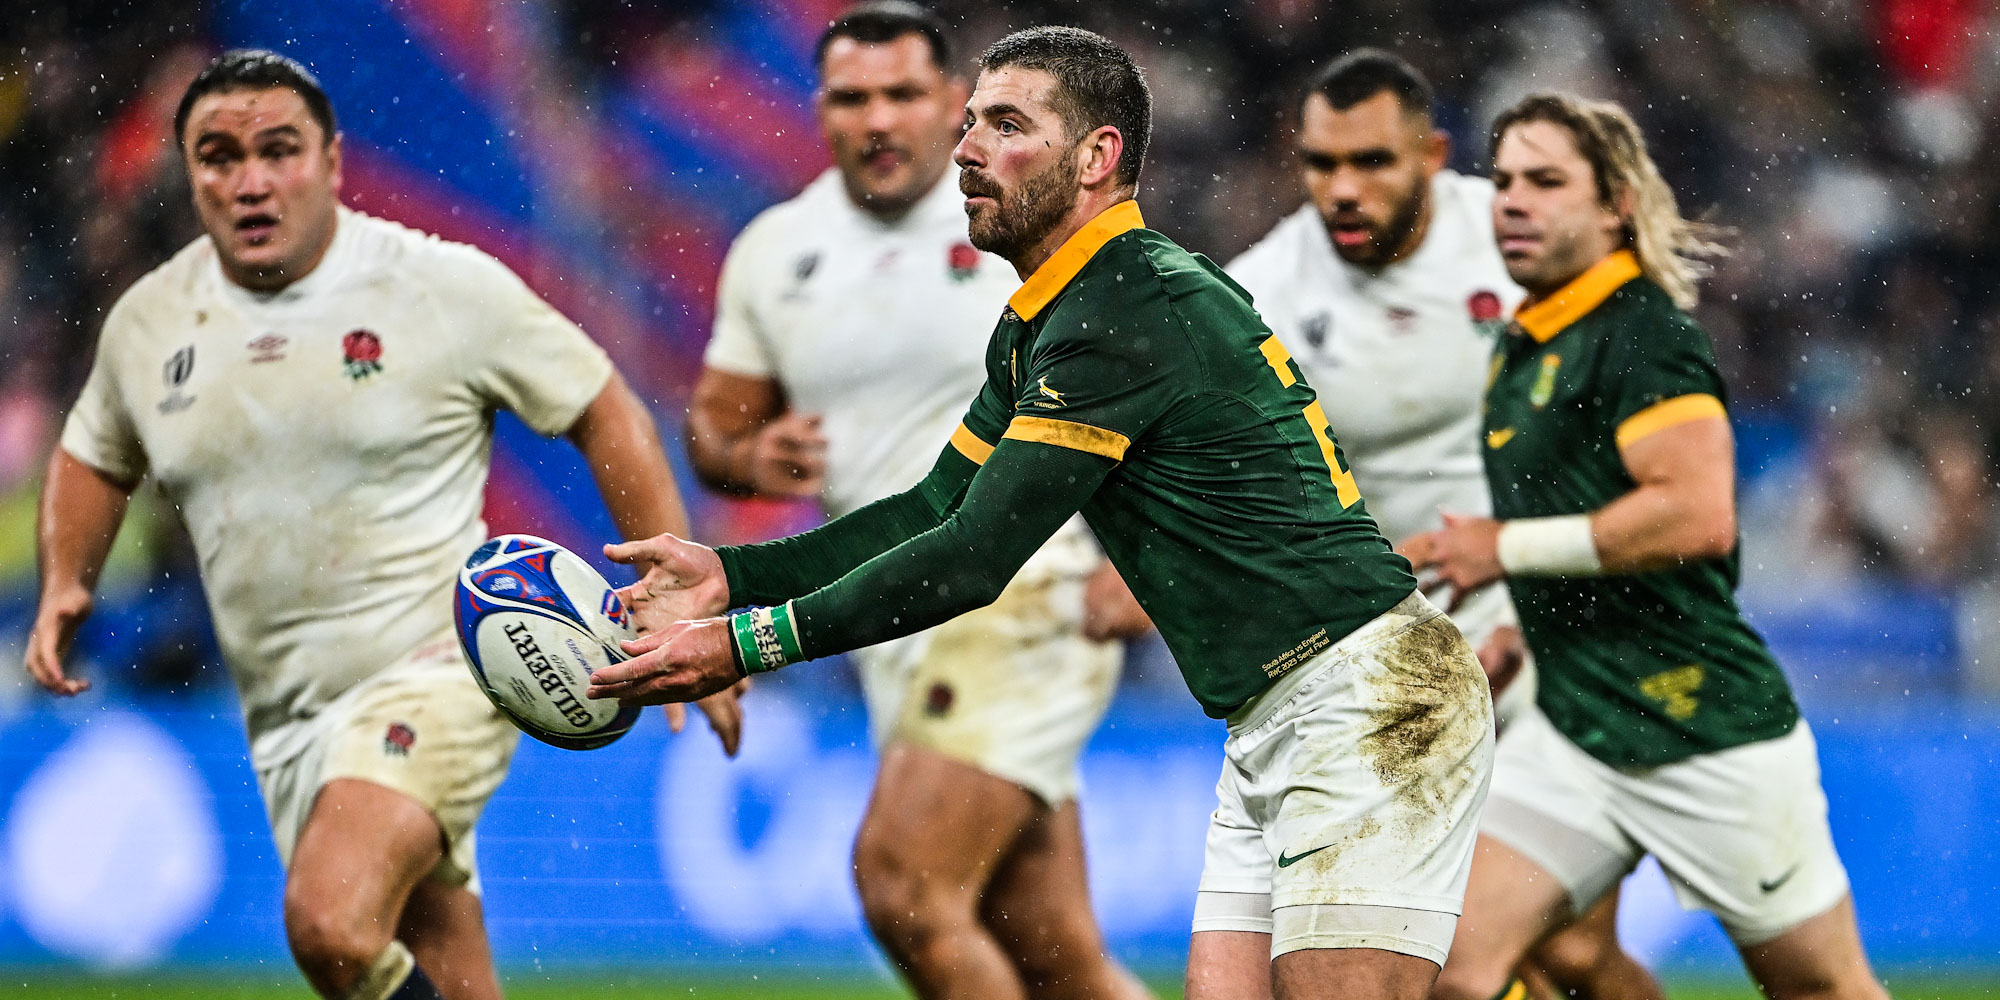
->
[1006,200,1147,321]
[1515,249,1642,343]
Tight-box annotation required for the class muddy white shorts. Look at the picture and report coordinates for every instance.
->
[854,529,1120,805]
[255,633,517,890]
[1480,704,1851,945]
[1192,592,1494,964]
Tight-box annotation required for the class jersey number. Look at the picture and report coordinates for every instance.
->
[1259,336,1361,508]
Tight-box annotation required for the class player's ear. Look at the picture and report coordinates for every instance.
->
[1424,128,1451,175]
[1077,125,1124,189]
[326,130,343,194]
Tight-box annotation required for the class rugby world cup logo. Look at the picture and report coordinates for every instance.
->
[342,329,384,380]
[601,590,629,629]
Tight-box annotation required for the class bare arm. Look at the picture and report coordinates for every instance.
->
[1590,415,1736,572]
[567,370,690,540]
[1401,416,1738,590]
[567,370,746,754]
[25,448,137,696]
[684,367,826,498]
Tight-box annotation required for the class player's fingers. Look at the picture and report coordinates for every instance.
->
[24,629,86,696]
[617,630,673,659]
[604,535,674,566]
[703,693,744,757]
[662,702,687,733]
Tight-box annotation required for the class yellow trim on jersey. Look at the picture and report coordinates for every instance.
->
[1003,416,1131,461]
[1515,250,1642,343]
[950,423,996,465]
[1006,200,1147,321]
[1259,335,1298,386]
[1497,980,1529,1000]
[1615,393,1727,449]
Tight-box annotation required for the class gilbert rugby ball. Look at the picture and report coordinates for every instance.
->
[454,534,641,750]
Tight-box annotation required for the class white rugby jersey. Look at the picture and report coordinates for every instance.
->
[62,208,612,768]
[705,169,1098,576]
[1229,171,1524,636]
[706,169,1016,517]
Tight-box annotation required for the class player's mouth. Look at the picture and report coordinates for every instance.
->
[1328,219,1375,248]
[960,172,1003,209]
[862,146,906,173]
[235,213,281,245]
[1497,231,1540,255]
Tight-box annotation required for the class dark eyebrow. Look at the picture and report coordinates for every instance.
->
[254,124,305,142]
[975,102,1031,122]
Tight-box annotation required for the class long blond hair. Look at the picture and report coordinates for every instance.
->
[1490,92,1729,310]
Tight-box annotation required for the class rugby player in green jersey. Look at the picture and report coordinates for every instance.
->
[1401,93,1888,1000]
[591,25,1494,1000]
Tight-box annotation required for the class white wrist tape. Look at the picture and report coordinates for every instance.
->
[1497,515,1602,576]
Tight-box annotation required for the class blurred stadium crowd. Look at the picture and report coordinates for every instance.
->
[4,0,1998,697]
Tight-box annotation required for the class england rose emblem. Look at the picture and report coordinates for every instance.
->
[342,329,383,380]
[947,242,981,282]
[1468,290,1507,337]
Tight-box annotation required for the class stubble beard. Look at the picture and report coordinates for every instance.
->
[1329,172,1428,270]
[965,156,1080,263]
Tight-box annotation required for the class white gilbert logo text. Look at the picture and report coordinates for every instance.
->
[504,621,595,727]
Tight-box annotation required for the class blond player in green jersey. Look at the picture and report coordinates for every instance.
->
[1402,93,1889,1000]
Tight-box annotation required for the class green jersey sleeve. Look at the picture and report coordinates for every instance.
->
[1603,310,1729,448]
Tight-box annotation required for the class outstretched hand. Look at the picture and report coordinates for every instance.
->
[605,532,731,634]
[587,617,745,706]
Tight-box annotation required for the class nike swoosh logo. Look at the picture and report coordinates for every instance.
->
[1486,428,1516,449]
[1759,863,1802,894]
[1277,844,1335,868]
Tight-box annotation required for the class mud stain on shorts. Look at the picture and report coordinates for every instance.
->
[1359,615,1491,828]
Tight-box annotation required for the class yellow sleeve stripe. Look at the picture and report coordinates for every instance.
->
[1002,416,1131,461]
[950,423,995,465]
[1258,335,1298,387]
[1615,393,1727,449]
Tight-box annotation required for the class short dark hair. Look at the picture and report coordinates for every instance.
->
[174,49,337,147]
[1304,48,1434,119]
[815,1,952,73]
[980,26,1151,188]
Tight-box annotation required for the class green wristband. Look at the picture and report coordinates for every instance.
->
[729,602,804,674]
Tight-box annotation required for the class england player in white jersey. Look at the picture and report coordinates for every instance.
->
[1225,51,1659,1000]
[684,7,1147,1000]
[24,51,741,1000]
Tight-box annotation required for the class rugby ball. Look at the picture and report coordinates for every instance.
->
[454,534,641,750]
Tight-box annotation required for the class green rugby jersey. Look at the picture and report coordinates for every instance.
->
[950,201,1415,717]
[1483,250,1798,767]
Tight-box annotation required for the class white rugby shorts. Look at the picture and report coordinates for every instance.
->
[1480,704,1851,945]
[853,552,1120,806]
[1193,592,1494,964]
[255,632,517,890]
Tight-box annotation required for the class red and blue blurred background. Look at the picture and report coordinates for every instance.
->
[1,0,1997,992]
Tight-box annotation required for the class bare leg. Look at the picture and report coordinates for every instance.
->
[284,778,462,998]
[399,878,503,1000]
[1521,887,1664,1000]
[1187,930,1273,1000]
[981,801,1152,1000]
[852,744,1039,1000]
[1431,836,1576,1000]
[1738,896,1889,1000]
[1274,946,1438,1000]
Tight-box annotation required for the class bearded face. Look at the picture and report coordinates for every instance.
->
[961,151,1080,261]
